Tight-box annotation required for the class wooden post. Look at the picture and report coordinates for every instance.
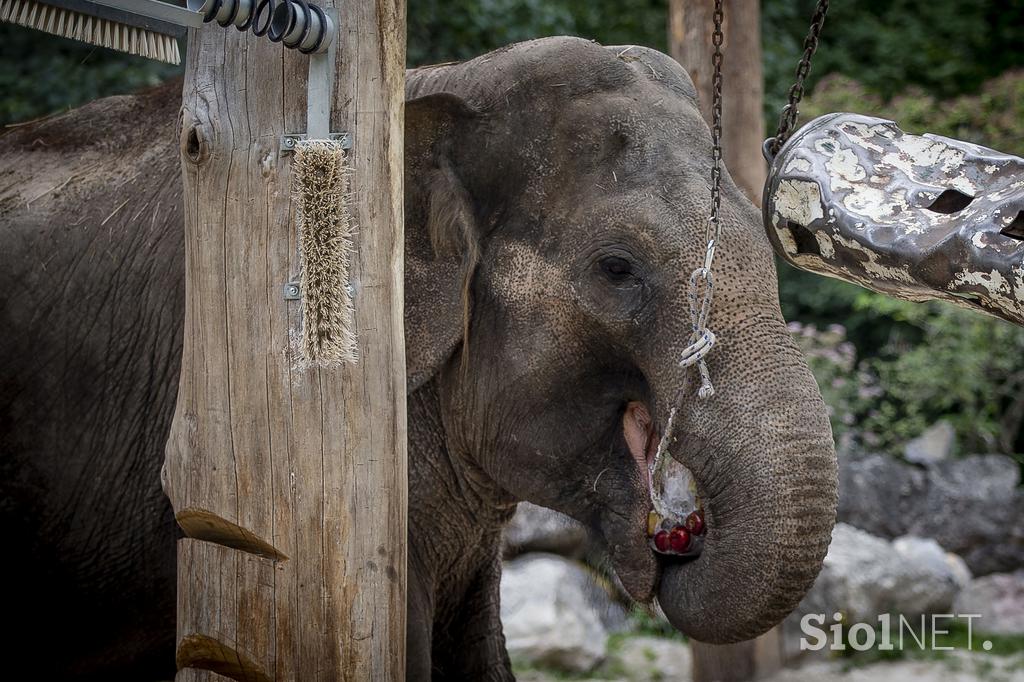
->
[689,629,784,682]
[669,0,766,205]
[162,1,407,679]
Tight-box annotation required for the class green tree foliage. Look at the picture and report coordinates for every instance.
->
[787,0,1024,101]
[857,298,1024,456]
[762,0,1024,120]
[801,70,1024,157]
[407,0,667,67]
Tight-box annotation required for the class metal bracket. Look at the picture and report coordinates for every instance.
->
[279,11,345,154]
[306,32,334,139]
[283,280,355,300]
[280,132,351,153]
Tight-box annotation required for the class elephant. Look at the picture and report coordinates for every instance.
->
[0,37,837,680]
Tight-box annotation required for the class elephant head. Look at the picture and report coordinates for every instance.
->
[404,37,838,644]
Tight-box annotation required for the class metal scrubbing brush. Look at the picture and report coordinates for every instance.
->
[0,0,198,64]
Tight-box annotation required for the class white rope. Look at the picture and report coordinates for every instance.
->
[647,268,717,517]
[679,266,716,400]
[648,406,678,518]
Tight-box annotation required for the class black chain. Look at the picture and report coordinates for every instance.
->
[705,0,724,264]
[764,0,830,160]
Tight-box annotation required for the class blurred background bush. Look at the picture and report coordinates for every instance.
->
[3,0,1022,460]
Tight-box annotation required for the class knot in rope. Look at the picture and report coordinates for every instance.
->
[679,267,716,399]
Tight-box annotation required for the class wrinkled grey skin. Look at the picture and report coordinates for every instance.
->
[0,37,836,680]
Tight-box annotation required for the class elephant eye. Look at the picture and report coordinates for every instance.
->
[599,256,635,283]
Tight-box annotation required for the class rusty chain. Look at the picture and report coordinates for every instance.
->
[763,0,830,160]
[705,0,724,262]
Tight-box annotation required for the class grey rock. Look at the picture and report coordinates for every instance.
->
[893,535,972,589]
[953,570,1024,635]
[503,502,589,558]
[908,455,1022,575]
[789,524,969,627]
[904,420,955,466]
[838,451,1024,575]
[501,553,624,672]
[838,452,927,539]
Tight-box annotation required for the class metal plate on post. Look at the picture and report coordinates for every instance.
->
[280,132,351,153]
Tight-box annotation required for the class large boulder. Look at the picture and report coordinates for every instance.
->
[910,455,1024,575]
[785,523,970,660]
[794,524,970,623]
[892,532,970,585]
[953,571,1024,635]
[839,451,1024,575]
[500,553,626,672]
[503,502,589,558]
[838,452,927,539]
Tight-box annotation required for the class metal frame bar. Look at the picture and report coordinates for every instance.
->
[91,0,203,28]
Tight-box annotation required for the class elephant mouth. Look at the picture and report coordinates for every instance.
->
[622,403,706,557]
[595,401,709,603]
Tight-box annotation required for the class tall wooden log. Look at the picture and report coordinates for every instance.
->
[670,0,766,205]
[163,1,407,679]
[689,628,783,682]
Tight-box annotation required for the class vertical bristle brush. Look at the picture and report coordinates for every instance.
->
[0,0,188,64]
[292,140,358,367]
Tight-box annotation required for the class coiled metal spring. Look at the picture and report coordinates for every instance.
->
[187,0,333,52]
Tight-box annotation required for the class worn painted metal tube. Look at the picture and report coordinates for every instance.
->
[763,113,1024,326]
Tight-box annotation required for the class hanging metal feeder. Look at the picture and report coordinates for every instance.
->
[763,113,1024,326]
[760,1,1024,327]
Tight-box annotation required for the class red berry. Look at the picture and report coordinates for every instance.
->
[654,530,671,553]
[669,527,691,553]
[684,510,705,536]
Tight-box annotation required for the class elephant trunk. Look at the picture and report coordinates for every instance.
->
[652,317,838,643]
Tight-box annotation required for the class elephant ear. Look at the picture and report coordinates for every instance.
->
[404,92,481,391]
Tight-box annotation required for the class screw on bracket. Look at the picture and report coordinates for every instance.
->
[283,282,301,300]
[279,132,351,154]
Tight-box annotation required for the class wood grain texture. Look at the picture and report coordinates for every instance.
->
[163,1,407,678]
[689,627,783,682]
[669,0,766,205]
